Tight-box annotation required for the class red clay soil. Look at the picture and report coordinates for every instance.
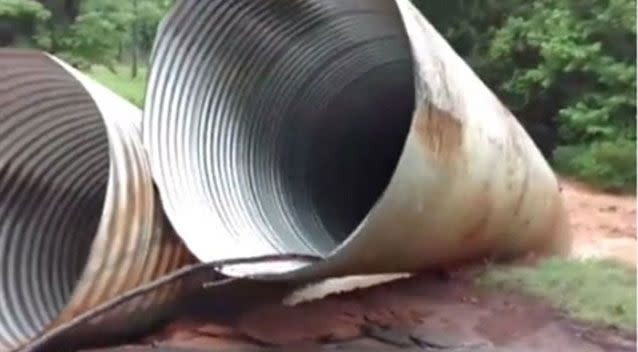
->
[93,180,636,352]
[561,179,636,267]
[107,273,634,352]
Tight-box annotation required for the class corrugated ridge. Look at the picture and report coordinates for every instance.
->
[0,51,109,350]
[143,0,414,264]
[0,50,193,352]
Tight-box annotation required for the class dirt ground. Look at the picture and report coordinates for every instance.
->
[561,179,636,267]
[90,179,636,352]
[100,273,635,352]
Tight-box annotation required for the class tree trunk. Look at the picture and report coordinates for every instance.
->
[131,0,139,79]
[118,40,123,62]
[38,0,80,27]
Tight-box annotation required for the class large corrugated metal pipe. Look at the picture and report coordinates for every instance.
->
[0,50,193,351]
[144,0,571,280]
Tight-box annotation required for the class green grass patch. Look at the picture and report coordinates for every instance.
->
[479,258,636,330]
[87,65,148,108]
[553,140,636,194]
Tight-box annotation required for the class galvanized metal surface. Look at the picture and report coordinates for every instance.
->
[2,1,571,350]
[143,0,570,280]
[0,50,193,352]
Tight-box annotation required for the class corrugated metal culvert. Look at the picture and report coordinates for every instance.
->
[143,0,570,280]
[1,0,571,350]
[0,51,193,352]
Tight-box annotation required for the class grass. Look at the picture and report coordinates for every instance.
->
[479,258,636,331]
[87,65,148,107]
[553,141,636,194]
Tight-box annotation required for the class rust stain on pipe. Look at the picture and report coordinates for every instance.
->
[414,104,464,165]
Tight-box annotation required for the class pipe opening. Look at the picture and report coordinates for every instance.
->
[0,51,109,347]
[145,0,415,260]
[300,61,415,243]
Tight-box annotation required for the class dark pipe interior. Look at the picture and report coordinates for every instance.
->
[269,3,416,248]
[0,51,108,347]
[304,62,415,242]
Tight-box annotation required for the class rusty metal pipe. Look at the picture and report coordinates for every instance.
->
[0,2,572,350]
[143,0,571,279]
[0,51,192,352]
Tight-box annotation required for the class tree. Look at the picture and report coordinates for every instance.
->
[128,0,173,76]
[37,0,81,26]
[488,0,636,145]
[131,0,139,78]
[0,0,50,46]
[413,0,635,154]
[27,0,172,71]
[413,0,636,191]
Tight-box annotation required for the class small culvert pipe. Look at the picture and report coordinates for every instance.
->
[0,50,193,352]
[144,0,571,279]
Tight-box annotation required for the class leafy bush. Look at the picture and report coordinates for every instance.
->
[554,140,636,192]
[417,0,636,144]
[487,0,636,145]
[32,0,173,70]
[414,0,636,191]
[35,0,131,69]
[0,0,49,21]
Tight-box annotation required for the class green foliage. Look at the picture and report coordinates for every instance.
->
[487,0,636,144]
[417,0,636,143]
[554,140,636,193]
[88,65,148,107]
[480,258,636,330]
[135,0,173,53]
[36,0,131,67]
[68,3,129,65]
[414,0,636,191]
[0,0,50,21]
[33,0,172,70]
[0,0,51,46]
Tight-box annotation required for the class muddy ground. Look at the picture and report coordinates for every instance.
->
[89,180,636,352]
